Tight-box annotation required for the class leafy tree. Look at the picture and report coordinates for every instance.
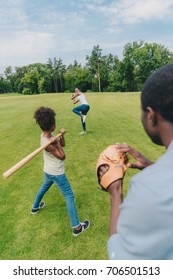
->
[47,58,66,92]
[13,63,52,94]
[133,42,171,90]
[3,66,14,92]
[1,41,173,94]
[121,41,172,91]
[64,63,90,92]
[102,54,120,92]
[0,75,12,93]
[21,69,39,94]
[86,45,102,92]
[13,66,28,93]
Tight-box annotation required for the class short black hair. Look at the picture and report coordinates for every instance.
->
[141,63,173,122]
[34,107,56,131]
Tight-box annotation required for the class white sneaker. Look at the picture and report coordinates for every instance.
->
[79,131,86,135]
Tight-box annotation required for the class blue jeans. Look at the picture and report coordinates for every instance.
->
[72,104,90,117]
[32,173,80,228]
[72,104,90,131]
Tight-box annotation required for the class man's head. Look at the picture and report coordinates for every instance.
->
[34,107,56,132]
[141,64,173,145]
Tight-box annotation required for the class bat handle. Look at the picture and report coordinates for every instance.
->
[3,132,63,179]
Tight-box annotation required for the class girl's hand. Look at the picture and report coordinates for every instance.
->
[59,128,66,135]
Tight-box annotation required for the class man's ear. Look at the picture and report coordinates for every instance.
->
[146,107,158,126]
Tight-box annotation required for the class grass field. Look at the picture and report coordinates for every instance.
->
[0,92,164,260]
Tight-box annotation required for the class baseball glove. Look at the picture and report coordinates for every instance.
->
[96,145,128,191]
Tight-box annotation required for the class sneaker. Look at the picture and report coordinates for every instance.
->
[79,131,86,135]
[31,202,45,214]
[73,220,90,236]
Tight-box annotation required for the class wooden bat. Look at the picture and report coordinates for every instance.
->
[3,133,62,179]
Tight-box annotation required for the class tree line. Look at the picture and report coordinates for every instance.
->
[1,40,173,94]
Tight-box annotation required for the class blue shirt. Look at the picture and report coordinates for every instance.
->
[108,141,173,259]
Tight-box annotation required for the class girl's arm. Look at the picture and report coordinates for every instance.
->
[46,141,65,160]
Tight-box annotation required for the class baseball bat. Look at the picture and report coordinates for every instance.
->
[3,132,62,179]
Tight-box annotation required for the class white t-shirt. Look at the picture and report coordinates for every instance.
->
[77,92,89,105]
[41,134,64,175]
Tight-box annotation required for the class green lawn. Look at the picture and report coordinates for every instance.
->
[0,92,164,260]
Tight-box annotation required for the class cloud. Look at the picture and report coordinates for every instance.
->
[0,31,54,69]
[0,0,173,72]
[0,0,27,27]
[85,0,173,25]
[114,0,173,24]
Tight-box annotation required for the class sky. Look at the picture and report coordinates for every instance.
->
[0,0,173,73]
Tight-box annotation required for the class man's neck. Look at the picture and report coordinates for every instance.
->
[159,121,173,148]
